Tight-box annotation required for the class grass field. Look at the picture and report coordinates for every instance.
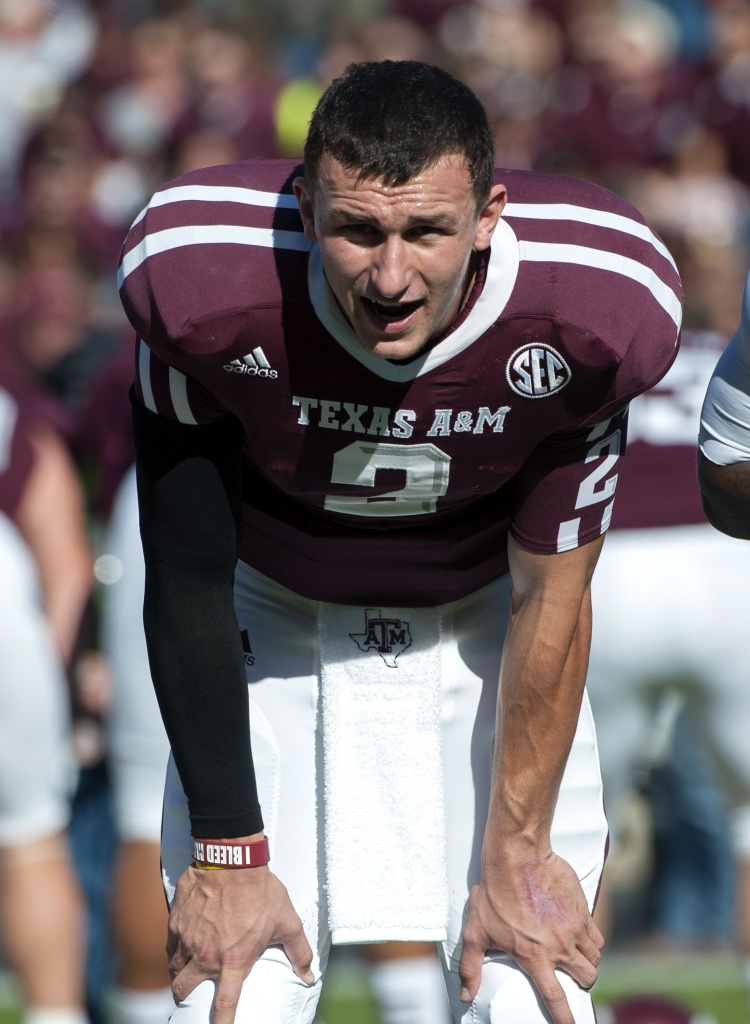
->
[314,949,750,1024]
[2,950,747,1024]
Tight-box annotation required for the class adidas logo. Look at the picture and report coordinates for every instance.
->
[224,347,278,378]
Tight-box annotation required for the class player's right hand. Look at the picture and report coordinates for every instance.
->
[167,862,316,1024]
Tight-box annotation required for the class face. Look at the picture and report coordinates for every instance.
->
[294,154,506,360]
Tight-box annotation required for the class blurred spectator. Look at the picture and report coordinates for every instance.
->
[621,120,750,338]
[169,19,282,162]
[439,0,565,168]
[542,0,699,187]
[693,0,750,191]
[4,247,120,415]
[95,15,191,181]
[0,0,98,200]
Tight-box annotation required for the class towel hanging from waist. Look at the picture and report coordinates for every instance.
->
[318,602,449,945]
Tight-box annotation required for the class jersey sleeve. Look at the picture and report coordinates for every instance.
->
[699,272,750,466]
[510,406,629,553]
[119,187,234,428]
[133,337,230,426]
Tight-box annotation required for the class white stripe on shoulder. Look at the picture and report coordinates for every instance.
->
[168,368,198,426]
[504,202,677,273]
[130,185,299,227]
[119,224,310,285]
[519,241,682,328]
[138,340,157,413]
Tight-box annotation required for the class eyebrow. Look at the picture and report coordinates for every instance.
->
[328,209,460,229]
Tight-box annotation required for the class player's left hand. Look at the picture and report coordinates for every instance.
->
[458,847,603,1024]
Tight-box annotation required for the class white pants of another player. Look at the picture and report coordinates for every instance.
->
[102,466,169,843]
[0,512,74,844]
[161,560,607,1024]
[587,523,750,855]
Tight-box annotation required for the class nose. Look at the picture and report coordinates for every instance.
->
[369,235,411,299]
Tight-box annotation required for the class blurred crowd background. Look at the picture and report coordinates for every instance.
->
[2,0,750,1021]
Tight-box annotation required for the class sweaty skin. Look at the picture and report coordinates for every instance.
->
[293,155,507,362]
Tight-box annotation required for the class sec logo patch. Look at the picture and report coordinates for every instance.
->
[506,343,571,398]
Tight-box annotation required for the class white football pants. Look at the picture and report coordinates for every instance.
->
[102,466,170,842]
[587,524,750,857]
[161,561,607,1024]
[0,512,74,845]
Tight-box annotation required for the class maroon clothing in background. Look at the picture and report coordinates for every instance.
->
[120,159,682,605]
[611,328,725,530]
[545,65,702,177]
[77,339,134,517]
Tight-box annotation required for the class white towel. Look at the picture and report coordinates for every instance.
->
[318,602,449,945]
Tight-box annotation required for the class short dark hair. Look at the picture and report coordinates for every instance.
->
[303,61,495,210]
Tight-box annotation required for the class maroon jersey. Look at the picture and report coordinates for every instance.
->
[77,340,136,517]
[612,329,726,530]
[0,376,35,524]
[119,160,682,604]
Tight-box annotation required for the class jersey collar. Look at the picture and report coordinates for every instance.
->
[307,215,520,382]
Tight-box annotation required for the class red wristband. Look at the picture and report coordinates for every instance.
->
[192,837,270,869]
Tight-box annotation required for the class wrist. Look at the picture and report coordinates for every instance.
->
[482,821,552,866]
[193,833,270,869]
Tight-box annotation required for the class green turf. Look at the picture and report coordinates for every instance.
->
[592,951,750,1024]
[2,952,747,1024]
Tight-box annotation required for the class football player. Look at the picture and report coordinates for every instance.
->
[698,270,750,992]
[588,320,750,955]
[119,60,682,1024]
[699,269,750,537]
[0,372,91,1024]
[102,464,175,1024]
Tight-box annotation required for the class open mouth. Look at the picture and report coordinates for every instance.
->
[362,297,424,330]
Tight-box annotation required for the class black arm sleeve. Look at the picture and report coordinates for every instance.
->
[130,392,263,838]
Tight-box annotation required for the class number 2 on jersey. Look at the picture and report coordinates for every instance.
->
[324,440,451,517]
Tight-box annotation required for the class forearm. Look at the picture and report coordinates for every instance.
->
[16,425,93,663]
[697,451,750,539]
[40,547,92,664]
[487,592,590,856]
[484,537,601,862]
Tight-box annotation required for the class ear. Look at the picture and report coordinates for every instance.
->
[473,184,507,252]
[293,177,318,242]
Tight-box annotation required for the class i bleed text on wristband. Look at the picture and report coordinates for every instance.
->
[193,837,270,869]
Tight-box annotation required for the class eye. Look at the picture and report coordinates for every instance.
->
[407,225,445,240]
[339,223,380,239]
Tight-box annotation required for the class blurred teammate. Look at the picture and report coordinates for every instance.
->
[699,269,750,536]
[587,323,750,953]
[698,269,750,995]
[0,370,91,1024]
[75,348,174,1024]
[102,465,174,1024]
